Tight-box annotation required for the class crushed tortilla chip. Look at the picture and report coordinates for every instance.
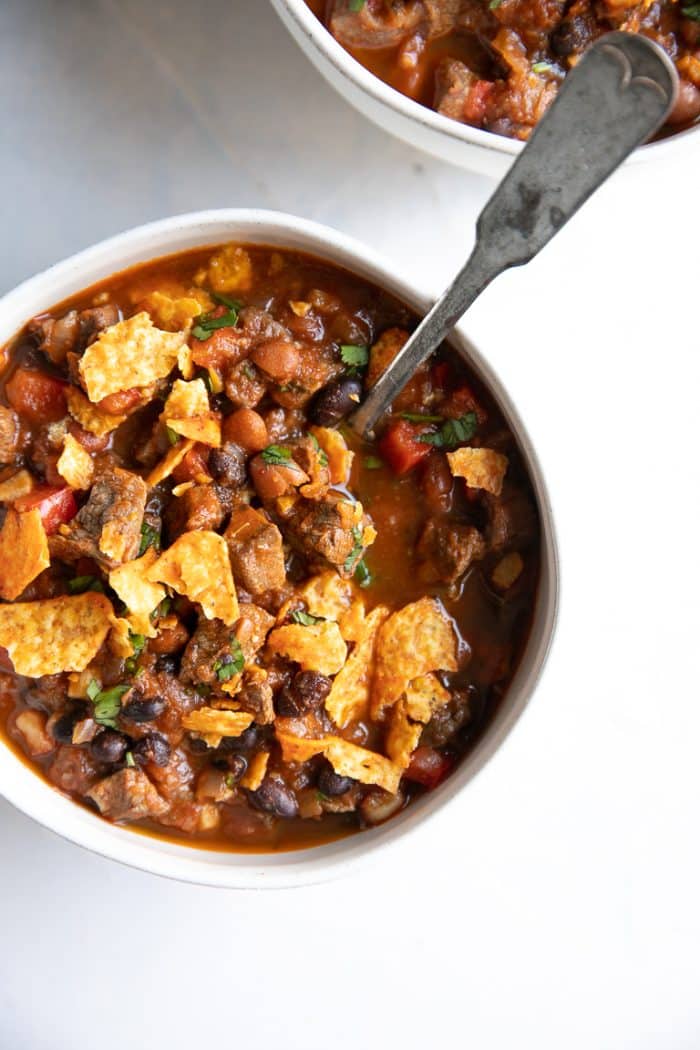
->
[195,245,253,294]
[289,300,311,317]
[66,386,127,435]
[108,549,166,638]
[309,426,354,485]
[338,598,367,642]
[276,730,400,792]
[371,597,458,718]
[447,447,508,496]
[266,620,347,676]
[178,342,195,380]
[0,470,34,501]
[57,433,94,490]
[403,673,451,723]
[491,552,524,591]
[301,570,355,622]
[325,604,389,727]
[385,699,423,770]
[161,378,221,447]
[146,530,238,625]
[239,751,269,790]
[141,290,206,332]
[79,312,185,403]
[0,508,50,601]
[0,592,116,677]
[109,617,135,658]
[172,481,196,497]
[182,707,253,737]
[147,438,195,487]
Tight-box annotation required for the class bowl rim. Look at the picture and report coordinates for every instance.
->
[272,0,700,164]
[0,208,560,889]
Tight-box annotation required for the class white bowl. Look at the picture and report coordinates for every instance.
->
[0,209,558,888]
[271,0,700,177]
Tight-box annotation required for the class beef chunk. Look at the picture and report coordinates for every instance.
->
[87,768,169,821]
[417,518,485,585]
[483,483,537,552]
[181,617,239,687]
[283,493,361,575]
[0,405,21,464]
[224,360,267,408]
[49,466,147,568]
[330,0,425,49]
[146,747,195,802]
[434,58,479,121]
[23,674,69,714]
[236,603,275,661]
[225,505,286,595]
[421,688,473,747]
[236,671,275,725]
[164,483,226,542]
[48,745,100,796]
[29,304,120,365]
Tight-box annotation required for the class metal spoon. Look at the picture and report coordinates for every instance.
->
[350,32,678,437]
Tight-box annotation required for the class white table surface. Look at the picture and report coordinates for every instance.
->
[1,2,699,1047]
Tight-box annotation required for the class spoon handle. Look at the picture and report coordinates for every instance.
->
[351,32,678,437]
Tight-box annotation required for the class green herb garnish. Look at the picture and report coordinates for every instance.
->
[88,680,130,729]
[191,297,242,341]
[261,444,293,465]
[68,575,104,595]
[166,425,179,446]
[340,344,369,371]
[225,773,237,789]
[682,2,700,18]
[349,0,366,9]
[400,412,443,423]
[197,367,214,393]
[150,596,171,622]
[125,632,145,675]
[418,411,478,449]
[212,292,242,310]
[532,61,554,74]
[214,640,244,682]
[354,559,372,588]
[308,432,329,468]
[364,455,383,470]
[489,0,503,8]
[291,609,324,626]
[196,683,211,698]
[125,751,136,768]
[138,521,161,557]
[343,525,364,574]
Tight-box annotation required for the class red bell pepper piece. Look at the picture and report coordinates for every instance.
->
[14,485,78,535]
[5,368,67,424]
[378,419,433,475]
[404,746,454,789]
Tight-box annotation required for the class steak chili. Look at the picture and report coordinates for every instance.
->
[0,243,539,852]
[306,0,700,140]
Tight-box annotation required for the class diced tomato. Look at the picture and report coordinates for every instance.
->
[463,80,494,125]
[191,326,243,371]
[441,382,487,426]
[431,361,451,391]
[14,485,78,535]
[172,443,211,484]
[404,746,454,790]
[5,368,67,424]
[97,387,142,415]
[378,419,433,475]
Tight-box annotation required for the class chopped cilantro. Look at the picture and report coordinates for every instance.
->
[68,575,103,595]
[191,298,242,341]
[89,681,130,729]
[196,683,211,698]
[364,455,383,470]
[532,61,554,73]
[308,432,329,468]
[418,411,478,449]
[261,444,293,465]
[125,632,145,675]
[316,789,330,802]
[291,609,324,626]
[165,425,180,446]
[212,292,243,311]
[401,412,443,423]
[150,596,171,622]
[349,0,366,9]
[225,773,236,789]
[214,640,244,682]
[125,751,136,768]
[682,2,700,17]
[489,0,503,8]
[138,521,161,557]
[340,344,369,371]
[196,367,214,393]
[354,559,372,588]
[343,525,364,573]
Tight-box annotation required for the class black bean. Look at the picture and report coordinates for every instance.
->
[318,762,355,798]
[218,725,260,752]
[51,711,80,745]
[276,671,331,717]
[132,732,171,767]
[156,654,179,676]
[310,376,363,427]
[209,442,247,487]
[247,776,299,819]
[121,693,166,723]
[226,754,248,782]
[90,729,128,764]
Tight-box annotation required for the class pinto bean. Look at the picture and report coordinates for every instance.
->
[97,388,142,415]
[222,407,268,452]
[251,338,300,382]
[67,420,109,454]
[668,79,700,125]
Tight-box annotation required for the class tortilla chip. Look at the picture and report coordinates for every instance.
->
[447,447,508,496]
[385,699,422,770]
[325,604,389,727]
[367,328,409,387]
[147,438,195,487]
[338,598,367,642]
[195,245,253,294]
[79,312,185,403]
[266,620,347,676]
[181,707,253,737]
[108,549,166,638]
[66,386,127,436]
[0,508,50,601]
[141,290,205,332]
[309,426,354,485]
[325,738,400,792]
[371,597,458,718]
[239,751,269,790]
[403,673,451,723]
[301,571,355,622]
[178,343,195,380]
[0,592,116,677]
[109,616,135,658]
[161,378,221,447]
[491,552,524,591]
[57,433,94,490]
[147,530,238,625]
[0,470,34,501]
